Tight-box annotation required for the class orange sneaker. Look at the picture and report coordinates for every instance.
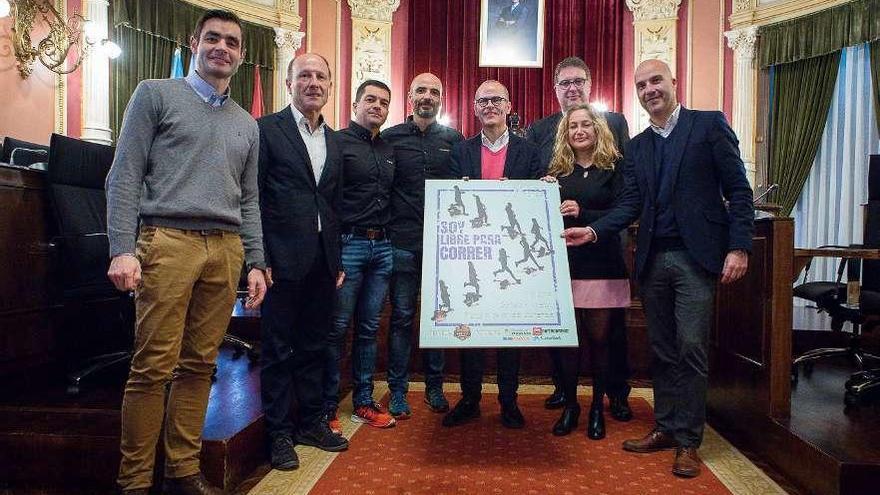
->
[325,411,342,435]
[352,402,397,428]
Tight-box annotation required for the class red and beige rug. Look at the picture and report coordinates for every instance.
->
[249,383,786,495]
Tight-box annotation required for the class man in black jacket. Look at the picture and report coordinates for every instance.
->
[443,80,543,429]
[564,59,753,478]
[257,53,348,471]
[382,73,464,418]
[525,56,634,421]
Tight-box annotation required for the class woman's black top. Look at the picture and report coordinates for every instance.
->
[558,163,629,281]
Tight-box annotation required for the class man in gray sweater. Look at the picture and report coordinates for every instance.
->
[105,10,267,495]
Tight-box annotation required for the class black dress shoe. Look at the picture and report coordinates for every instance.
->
[500,402,525,429]
[587,404,605,440]
[270,436,299,471]
[296,422,349,452]
[609,394,633,422]
[552,405,580,436]
[544,388,566,410]
[442,399,480,427]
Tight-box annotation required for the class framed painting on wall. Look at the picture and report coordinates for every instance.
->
[479,0,545,68]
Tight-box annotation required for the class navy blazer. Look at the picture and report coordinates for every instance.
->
[257,106,343,281]
[591,108,754,277]
[526,111,631,170]
[449,132,544,180]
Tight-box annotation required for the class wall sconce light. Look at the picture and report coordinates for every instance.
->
[0,0,120,79]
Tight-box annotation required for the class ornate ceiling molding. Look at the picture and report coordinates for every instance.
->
[182,0,302,30]
[347,0,401,22]
[625,0,682,22]
[729,0,850,29]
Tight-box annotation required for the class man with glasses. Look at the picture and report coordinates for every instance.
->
[525,56,634,423]
[381,73,464,419]
[442,80,543,429]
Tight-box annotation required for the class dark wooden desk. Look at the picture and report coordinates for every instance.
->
[793,247,880,282]
[0,164,57,376]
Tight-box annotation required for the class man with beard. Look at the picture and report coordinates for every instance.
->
[381,73,464,418]
[256,53,348,472]
[107,10,267,495]
[526,56,634,422]
[443,80,543,429]
[563,59,753,478]
[324,80,397,430]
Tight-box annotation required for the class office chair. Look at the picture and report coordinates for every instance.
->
[2,136,50,167]
[45,133,133,395]
[791,203,880,406]
[843,199,880,406]
[225,264,259,361]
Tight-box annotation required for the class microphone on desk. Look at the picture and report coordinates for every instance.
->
[754,183,779,204]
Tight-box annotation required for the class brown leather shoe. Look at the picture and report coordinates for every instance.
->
[672,447,702,478]
[163,473,223,495]
[622,429,679,453]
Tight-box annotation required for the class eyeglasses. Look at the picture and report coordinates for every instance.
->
[474,96,508,108]
[556,78,587,89]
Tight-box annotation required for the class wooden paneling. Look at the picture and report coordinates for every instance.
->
[0,165,58,376]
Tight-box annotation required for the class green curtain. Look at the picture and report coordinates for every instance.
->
[871,39,880,135]
[109,0,275,140]
[758,0,880,68]
[768,51,841,216]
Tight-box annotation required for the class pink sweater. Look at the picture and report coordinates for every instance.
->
[480,145,507,179]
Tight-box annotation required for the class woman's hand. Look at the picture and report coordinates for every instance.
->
[540,175,557,183]
[560,199,580,218]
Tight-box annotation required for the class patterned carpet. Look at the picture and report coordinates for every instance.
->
[248,383,786,495]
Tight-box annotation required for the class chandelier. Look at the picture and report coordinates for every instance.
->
[0,0,120,79]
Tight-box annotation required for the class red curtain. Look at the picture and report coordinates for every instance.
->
[407,0,624,137]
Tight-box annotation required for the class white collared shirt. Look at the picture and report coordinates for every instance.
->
[290,105,328,231]
[481,129,510,153]
[290,105,328,183]
[649,103,682,139]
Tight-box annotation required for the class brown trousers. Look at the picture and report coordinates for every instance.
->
[117,226,243,490]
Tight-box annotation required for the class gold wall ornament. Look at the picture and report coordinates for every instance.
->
[9,0,91,79]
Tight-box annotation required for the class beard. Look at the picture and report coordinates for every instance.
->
[415,100,439,119]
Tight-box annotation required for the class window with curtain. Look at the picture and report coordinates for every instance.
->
[109,0,275,141]
[792,44,880,299]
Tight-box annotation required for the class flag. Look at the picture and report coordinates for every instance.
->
[170,47,184,78]
[250,65,263,119]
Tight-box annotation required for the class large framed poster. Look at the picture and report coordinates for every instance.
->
[419,179,577,348]
[479,0,545,68]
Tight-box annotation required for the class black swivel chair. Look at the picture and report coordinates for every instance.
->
[791,163,880,405]
[45,133,133,395]
[2,136,50,166]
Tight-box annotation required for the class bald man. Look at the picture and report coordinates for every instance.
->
[381,73,464,418]
[257,53,348,471]
[443,80,543,429]
[563,59,753,477]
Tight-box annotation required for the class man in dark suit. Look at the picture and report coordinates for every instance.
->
[563,59,753,478]
[257,53,348,472]
[443,80,543,429]
[525,56,634,421]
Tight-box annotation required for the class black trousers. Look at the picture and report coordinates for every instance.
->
[260,241,335,439]
[548,308,630,397]
[459,348,520,405]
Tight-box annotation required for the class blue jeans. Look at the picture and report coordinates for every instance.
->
[324,236,393,410]
[387,247,445,397]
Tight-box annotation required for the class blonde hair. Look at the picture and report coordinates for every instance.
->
[547,104,621,178]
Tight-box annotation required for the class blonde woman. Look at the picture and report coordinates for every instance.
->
[543,104,630,439]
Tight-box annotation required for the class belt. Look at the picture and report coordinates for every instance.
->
[181,228,228,236]
[652,236,686,252]
[344,225,386,240]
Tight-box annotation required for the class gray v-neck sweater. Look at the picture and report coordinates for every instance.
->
[106,78,264,268]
